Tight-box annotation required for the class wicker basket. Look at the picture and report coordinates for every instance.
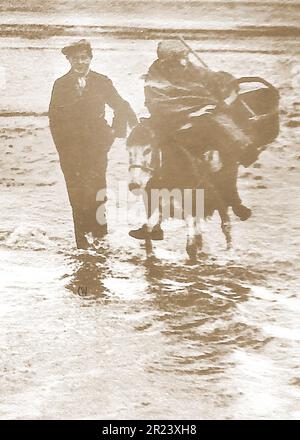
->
[233,76,280,167]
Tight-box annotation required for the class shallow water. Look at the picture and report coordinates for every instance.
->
[1,2,300,419]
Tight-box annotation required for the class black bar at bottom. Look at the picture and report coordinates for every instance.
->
[0,420,295,438]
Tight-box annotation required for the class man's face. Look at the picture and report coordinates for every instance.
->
[161,52,189,69]
[68,49,92,75]
[176,52,189,67]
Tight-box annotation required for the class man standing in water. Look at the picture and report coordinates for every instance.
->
[49,39,137,249]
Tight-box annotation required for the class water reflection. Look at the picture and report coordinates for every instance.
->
[64,245,111,300]
[141,259,268,375]
[64,247,269,376]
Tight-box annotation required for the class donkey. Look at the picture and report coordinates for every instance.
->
[126,120,234,260]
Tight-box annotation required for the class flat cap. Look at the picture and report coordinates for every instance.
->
[61,39,93,57]
[157,40,189,59]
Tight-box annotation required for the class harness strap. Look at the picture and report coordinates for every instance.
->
[129,164,155,173]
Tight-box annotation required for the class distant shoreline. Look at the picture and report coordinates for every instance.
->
[1,23,300,40]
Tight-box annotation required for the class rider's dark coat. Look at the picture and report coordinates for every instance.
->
[144,59,252,213]
[144,59,252,161]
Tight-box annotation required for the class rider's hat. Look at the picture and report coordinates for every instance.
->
[61,39,93,58]
[157,40,189,59]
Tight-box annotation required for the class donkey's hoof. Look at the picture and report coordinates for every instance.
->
[145,253,158,264]
[195,234,203,252]
[197,251,209,259]
[186,244,197,262]
[226,242,233,251]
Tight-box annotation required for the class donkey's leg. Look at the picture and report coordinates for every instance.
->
[158,197,163,227]
[146,196,163,229]
[220,208,232,250]
[144,190,163,258]
[144,234,153,259]
[144,194,164,243]
[192,186,204,254]
[194,216,203,252]
[185,215,198,261]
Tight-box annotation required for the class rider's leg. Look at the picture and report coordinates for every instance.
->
[178,114,251,221]
[207,115,252,221]
[129,189,164,240]
[220,161,252,221]
[210,111,253,159]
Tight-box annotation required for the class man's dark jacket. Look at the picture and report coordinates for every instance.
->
[49,69,137,247]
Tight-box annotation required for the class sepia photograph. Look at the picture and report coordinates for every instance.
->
[0,0,299,421]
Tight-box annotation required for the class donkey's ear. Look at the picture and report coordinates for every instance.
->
[143,147,152,156]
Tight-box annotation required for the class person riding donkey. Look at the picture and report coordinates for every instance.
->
[129,39,252,240]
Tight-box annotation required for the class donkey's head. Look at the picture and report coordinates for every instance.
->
[126,121,156,193]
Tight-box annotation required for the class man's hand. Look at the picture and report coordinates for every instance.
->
[189,104,216,118]
[223,90,238,106]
